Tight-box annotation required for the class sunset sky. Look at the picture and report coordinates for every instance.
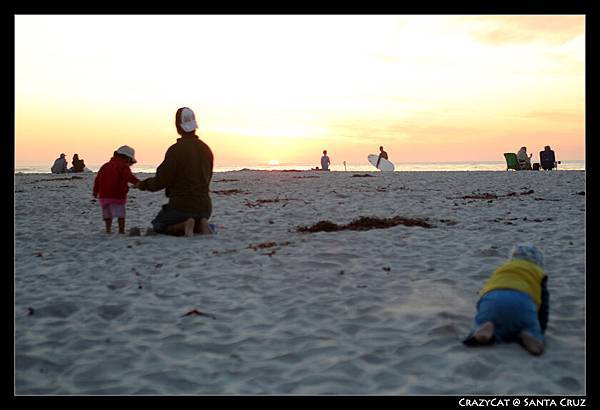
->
[15,15,585,168]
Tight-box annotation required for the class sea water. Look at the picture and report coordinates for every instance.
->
[15,160,585,174]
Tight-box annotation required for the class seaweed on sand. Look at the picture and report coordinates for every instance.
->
[297,216,433,233]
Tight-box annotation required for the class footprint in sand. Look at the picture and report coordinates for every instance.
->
[35,301,79,318]
[556,376,581,391]
[453,360,497,380]
[472,246,504,257]
[427,323,461,337]
[97,304,128,320]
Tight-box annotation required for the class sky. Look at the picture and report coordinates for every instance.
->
[15,15,585,168]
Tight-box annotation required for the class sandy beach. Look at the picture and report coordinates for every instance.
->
[14,170,585,395]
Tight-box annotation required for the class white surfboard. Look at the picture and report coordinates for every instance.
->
[368,154,395,171]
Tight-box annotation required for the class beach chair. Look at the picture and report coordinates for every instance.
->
[540,149,559,170]
[503,153,521,171]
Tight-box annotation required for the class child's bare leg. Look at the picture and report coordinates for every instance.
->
[104,218,112,233]
[166,218,195,237]
[473,321,495,343]
[193,218,212,235]
[519,331,545,356]
[118,218,125,234]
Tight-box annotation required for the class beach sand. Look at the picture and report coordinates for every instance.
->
[14,170,585,395]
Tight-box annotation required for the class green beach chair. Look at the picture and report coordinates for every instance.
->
[504,153,521,171]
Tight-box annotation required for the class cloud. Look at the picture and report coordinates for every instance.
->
[462,16,584,46]
[524,110,584,123]
[326,116,486,146]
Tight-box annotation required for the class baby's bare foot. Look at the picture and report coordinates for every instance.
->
[520,331,545,356]
[473,321,495,343]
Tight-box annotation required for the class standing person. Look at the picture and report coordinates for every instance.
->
[51,153,68,174]
[71,153,86,173]
[137,107,214,237]
[93,146,140,234]
[321,150,331,171]
[376,146,388,168]
[463,244,549,356]
[517,147,532,170]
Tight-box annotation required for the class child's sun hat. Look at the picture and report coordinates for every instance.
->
[510,244,544,268]
[116,145,137,164]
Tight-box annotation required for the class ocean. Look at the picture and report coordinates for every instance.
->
[15,160,585,174]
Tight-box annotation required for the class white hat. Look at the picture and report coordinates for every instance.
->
[178,107,198,133]
[116,145,137,163]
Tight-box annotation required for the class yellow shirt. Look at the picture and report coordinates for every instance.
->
[479,259,547,308]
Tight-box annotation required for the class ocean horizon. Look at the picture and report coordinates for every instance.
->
[15,160,585,174]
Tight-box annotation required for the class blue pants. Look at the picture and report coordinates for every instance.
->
[468,289,544,343]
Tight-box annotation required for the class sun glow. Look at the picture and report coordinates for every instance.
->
[15,15,585,167]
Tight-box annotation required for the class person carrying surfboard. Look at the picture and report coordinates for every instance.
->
[376,146,388,168]
[367,150,394,171]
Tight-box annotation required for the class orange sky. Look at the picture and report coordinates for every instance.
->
[15,15,585,167]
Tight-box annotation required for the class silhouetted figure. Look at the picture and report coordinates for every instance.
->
[137,107,214,237]
[517,147,532,170]
[51,153,68,174]
[376,146,388,168]
[540,146,557,171]
[71,153,86,173]
[321,150,331,171]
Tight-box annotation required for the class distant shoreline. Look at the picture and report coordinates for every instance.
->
[14,160,586,174]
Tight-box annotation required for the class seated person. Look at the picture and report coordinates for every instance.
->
[51,153,68,174]
[321,150,330,171]
[516,147,532,170]
[70,153,86,173]
[539,146,556,170]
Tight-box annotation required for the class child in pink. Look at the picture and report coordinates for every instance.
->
[93,145,140,234]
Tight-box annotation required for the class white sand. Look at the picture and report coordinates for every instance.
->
[14,170,585,395]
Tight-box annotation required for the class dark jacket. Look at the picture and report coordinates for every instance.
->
[138,135,213,214]
[72,157,85,172]
[93,156,140,200]
[540,149,556,170]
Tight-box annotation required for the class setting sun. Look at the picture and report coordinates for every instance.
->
[268,159,280,165]
[14,15,584,169]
